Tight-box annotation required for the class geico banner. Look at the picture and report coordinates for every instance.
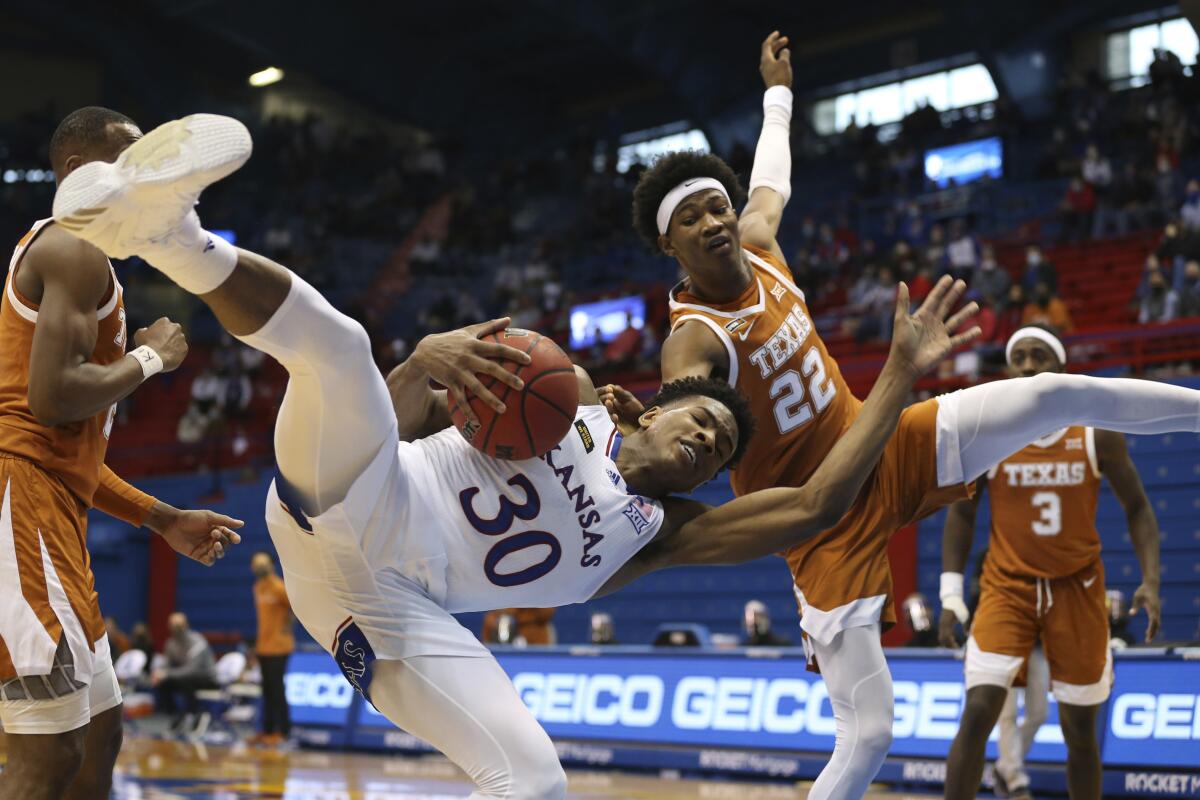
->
[290,648,1200,770]
[357,652,1063,760]
[284,651,357,726]
[1103,659,1200,768]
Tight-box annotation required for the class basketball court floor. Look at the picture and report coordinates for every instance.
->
[2,736,940,798]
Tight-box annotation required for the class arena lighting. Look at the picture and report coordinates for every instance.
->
[248,66,284,87]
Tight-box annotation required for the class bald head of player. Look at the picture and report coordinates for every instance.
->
[616,375,755,496]
[49,106,142,183]
[632,151,747,277]
[1005,325,1066,378]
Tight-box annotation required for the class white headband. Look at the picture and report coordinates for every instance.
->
[1006,327,1066,366]
[656,178,731,235]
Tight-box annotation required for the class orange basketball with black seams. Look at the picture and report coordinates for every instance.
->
[449,328,579,460]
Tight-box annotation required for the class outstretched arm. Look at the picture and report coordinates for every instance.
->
[387,318,532,441]
[1097,429,1162,642]
[739,30,793,262]
[598,277,979,594]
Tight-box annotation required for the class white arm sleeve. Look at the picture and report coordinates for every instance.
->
[748,85,793,205]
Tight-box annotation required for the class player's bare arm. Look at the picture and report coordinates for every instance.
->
[1096,428,1162,641]
[23,226,186,426]
[738,30,792,263]
[599,321,727,425]
[597,277,980,595]
[938,481,987,647]
[386,317,531,440]
[90,464,242,566]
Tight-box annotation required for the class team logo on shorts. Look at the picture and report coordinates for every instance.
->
[333,621,376,700]
[575,419,595,453]
[622,498,652,534]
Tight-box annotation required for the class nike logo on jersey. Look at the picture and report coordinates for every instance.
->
[1082,575,1098,588]
[203,237,215,253]
[735,319,758,341]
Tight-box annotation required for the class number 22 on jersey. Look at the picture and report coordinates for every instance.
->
[768,345,838,434]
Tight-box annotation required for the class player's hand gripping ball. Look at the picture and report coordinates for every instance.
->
[449,327,579,460]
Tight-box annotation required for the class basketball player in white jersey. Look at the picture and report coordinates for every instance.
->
[47,113,989,798]
[52,115,1200,798]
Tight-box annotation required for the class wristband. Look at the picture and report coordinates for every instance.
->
[939,571,970,624]
[763,85,793,115]
[128,345,164,380]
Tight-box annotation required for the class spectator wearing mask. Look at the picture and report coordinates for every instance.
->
[973,245,1011,306]
[153,612,218,734]
[1139,269,1179,323]
[742,600,790,646]
[251,552,294,746]
[1021,246,1057,293]
[1181,179,1200,232]
[945,221,980,281]
[1178,260,1200,318]
[1060,177,1095,242]
[1023,281,1075,333]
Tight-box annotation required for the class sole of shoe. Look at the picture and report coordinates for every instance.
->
[53,114,251,236]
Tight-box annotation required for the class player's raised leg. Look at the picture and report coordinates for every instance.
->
[939,372,1200,486]
[53,114,400,514]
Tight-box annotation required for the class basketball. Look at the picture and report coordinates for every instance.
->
[448,328,579,460]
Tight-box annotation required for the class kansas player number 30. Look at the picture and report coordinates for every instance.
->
[459,475,563,587]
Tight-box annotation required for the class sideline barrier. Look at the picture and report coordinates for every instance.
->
[284,646,1200,797]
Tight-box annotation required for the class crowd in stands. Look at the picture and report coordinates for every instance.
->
[5,46,1200,476]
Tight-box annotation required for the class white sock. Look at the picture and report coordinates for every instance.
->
[138,213,238,295]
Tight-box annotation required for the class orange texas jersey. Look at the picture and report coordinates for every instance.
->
[668,244,861,497]
[986,425,1103,579]
[0,219,128,505]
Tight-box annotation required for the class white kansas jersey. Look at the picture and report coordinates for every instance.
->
[416,404,665,612]
[266,403,666,648]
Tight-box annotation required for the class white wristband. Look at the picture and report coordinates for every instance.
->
[763,85,793,115]
[128,345,164,380]
[940,571,970,624]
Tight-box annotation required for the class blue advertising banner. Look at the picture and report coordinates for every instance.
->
[286,646,1200,775]
[1103,658,1200,768]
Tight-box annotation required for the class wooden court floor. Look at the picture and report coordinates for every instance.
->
[3,735,939,798]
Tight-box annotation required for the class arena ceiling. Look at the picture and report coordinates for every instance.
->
[6,0,1170,147]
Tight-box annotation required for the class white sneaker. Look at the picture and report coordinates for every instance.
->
[53,114,251,258]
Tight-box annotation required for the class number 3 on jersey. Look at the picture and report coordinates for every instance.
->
[1031,491,1061,536]
[459,475,562,587]
[769,346,837,434]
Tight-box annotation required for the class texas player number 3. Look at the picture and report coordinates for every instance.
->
[1031,491,1062,536]
[768,346,838,435]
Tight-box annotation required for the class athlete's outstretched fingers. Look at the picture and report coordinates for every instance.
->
[467,317,512,338]
[893,281,911,320]
[949,326,983,349]
[477,339,532,366]
[918,275,951,315]
[937,278,968,320]
[945,301,980,332]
